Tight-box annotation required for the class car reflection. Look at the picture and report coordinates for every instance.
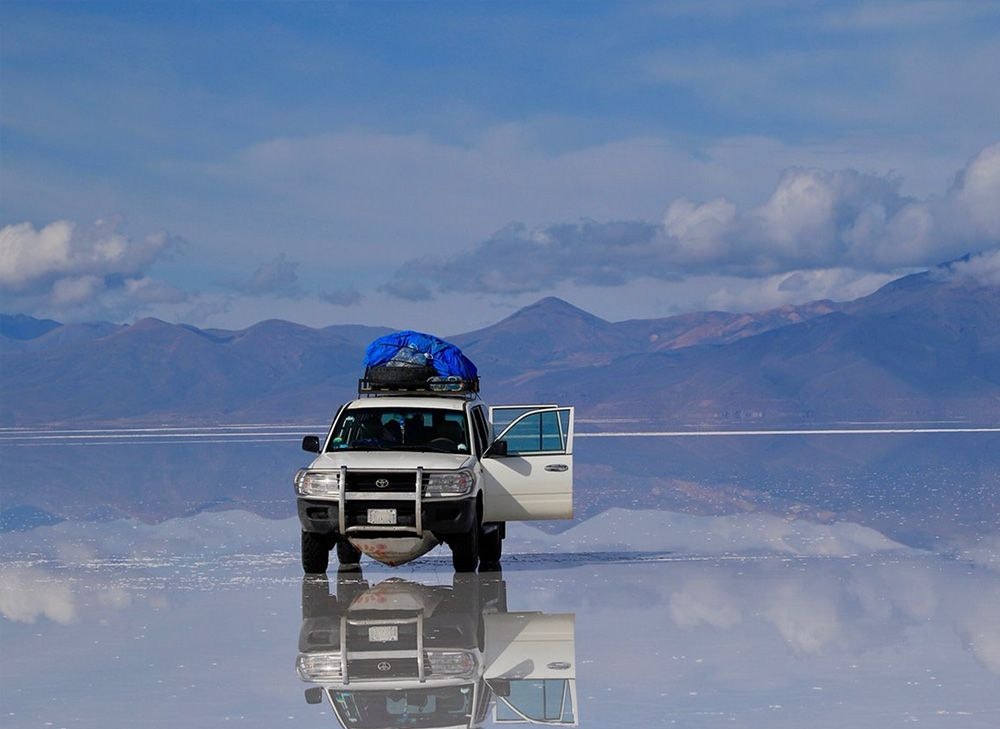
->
[297,569,577,727]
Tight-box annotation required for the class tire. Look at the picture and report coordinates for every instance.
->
[479,522,503,566]
[336,539,362,568]
[301,531,331,574]
[450,526,479,573]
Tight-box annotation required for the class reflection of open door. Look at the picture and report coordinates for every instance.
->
[483,613,577,726]
[482,406,574,522]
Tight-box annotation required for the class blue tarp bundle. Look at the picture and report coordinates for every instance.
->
[364,330,478,380]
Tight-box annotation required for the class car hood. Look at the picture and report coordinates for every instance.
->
[307,451,473,471]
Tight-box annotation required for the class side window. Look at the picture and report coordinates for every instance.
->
[470,406,490,455]
[491,407,535,439]
[494,679,575,724]
[500,410,568,455]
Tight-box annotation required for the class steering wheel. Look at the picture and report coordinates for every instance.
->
[428,437,456,451]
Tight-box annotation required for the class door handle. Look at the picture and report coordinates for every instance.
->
[545,464,568,472]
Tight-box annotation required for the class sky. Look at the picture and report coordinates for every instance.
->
[1,0,999,333]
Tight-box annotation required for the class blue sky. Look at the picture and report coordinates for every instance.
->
[2,1,999,331]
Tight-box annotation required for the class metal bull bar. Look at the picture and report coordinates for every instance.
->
[338,466,424,536]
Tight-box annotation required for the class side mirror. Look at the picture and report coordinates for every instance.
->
[486,440,508,457]
[302,436,321,453]
[489,679,511,697]
[304,687,323,705]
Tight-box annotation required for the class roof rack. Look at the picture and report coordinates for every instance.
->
[358,376,480,399]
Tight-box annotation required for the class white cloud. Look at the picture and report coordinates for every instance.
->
[50,274,104,306]
[948,142,1000,240]
[0,217,186,320]
[384,141,999,301]
[662,198,737,264]
[0,219,76,288]
[0,217,174,291]
[939,249,1000,288]
[703,268,899,312]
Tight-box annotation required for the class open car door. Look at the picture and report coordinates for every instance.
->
[484,612,577,726]
[481,406,574,522]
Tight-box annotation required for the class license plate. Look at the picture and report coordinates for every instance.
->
[369,625,399,643]
[367,508,397,525]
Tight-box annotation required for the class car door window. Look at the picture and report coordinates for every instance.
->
[500,410,568,455]
[490,405,557,439]
[494,679,575,724]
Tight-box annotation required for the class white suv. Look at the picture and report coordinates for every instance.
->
[296,378,574,572]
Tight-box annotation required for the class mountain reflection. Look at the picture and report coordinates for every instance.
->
[296,569,578,728]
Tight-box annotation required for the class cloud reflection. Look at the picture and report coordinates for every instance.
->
[1,510,998,728]
[0,567,76,624]
[657,558,1000,677]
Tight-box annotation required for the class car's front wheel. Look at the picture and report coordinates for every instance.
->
[301,530,331,574]
[449,526,479,573]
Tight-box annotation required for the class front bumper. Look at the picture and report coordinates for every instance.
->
[297,495,477,538]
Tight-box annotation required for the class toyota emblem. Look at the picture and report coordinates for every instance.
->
[377,661,392,672]
[375,478,390,489]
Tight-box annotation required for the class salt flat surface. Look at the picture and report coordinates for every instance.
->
[2,510,999,728]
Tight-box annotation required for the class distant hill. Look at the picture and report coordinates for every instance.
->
[1,267,997,427]
[0,318,391,424]
[0,313,63,343]
[451,296,842,378]
[490,271,1000,425]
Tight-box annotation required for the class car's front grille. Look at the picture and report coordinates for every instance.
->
[345,471,420,494]
[348,656,420,681]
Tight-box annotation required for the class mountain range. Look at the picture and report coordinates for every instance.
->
[2,266,999,427]
[2,265,998,547]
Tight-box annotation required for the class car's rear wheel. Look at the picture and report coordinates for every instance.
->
[450,526,479,573]
[336,539,362,568]
[301,530,331,574]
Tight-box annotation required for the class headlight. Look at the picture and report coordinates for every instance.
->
[297,652,342,681]
[295,469,341,497]
[426,650,477,678]
[424,470,473,497]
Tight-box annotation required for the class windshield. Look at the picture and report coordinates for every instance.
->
[329,686,473,728]
[327,407,470,454]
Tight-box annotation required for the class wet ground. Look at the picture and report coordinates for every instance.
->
[3,512,999,728]
[3,426,998,726]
